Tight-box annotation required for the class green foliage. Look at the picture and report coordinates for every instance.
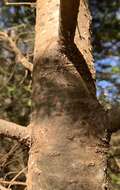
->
[112,67,120,74]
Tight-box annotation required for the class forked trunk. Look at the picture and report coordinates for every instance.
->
[27,0,111,189]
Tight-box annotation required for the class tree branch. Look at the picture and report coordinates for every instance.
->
[4,0,36,7]
[0,144,19,168]
[0,32,33,72]
[0,119,31,147]
[8,167,27,189]
[0,179,26,186]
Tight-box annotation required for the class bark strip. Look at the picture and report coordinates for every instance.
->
[59,0,96,95]
[75,0,95,80]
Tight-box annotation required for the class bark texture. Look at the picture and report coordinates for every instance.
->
[0,119,30,146]
[75,0,95,79]
[27,0,112,190]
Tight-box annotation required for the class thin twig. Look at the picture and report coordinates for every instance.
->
[0,184,11,190]
[8,167,27,188]
[4,0,36,7]
[0,179,26,186]
[4,172,17,179]
[0,62,17,90]
[0,144,19,168]
[0,31,33,72]
[19,70,28,85]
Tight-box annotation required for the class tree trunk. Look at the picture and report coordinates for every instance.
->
[27,0,112,189]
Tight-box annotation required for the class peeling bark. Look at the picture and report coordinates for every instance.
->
[75,0,95,80]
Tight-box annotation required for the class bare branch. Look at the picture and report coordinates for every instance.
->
[4,0,36,7]
[0,144,19,168]
[0,184,11,190]
[8,167,27,189]
[0,119,31,147]
[0,179,26,186]
[0,32,33,72]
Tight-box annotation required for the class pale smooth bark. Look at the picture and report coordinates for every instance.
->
[27,0,112,190]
